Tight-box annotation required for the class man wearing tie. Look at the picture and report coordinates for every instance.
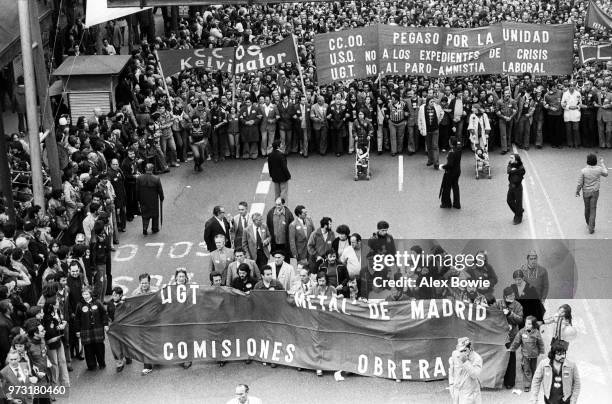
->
[242,213,271,270]
[310,96,329,155]
[1,350,37,404]
[207,234,235,281]
[288,205,315,266]
[295,95,311,157]
[259,95,280,156]
[278,94,296,155]
[231,201,249,250]
[203,206,232,252]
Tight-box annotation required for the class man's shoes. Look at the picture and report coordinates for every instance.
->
[116,363,125,372]
[514,215,523,225]
[99,364,106,369]
[453,205,461,210]
[524,146,530,151]
[270,363,277,368]
[589,228,595,234]
[524,387,530,393]
[434,164,439,170]
[426,162,433,166]
[152,229,159,234]
[408,151,415,156]
[183,362,192,369]
[76,355,84,361]
[141,368,153,375]
[67,365,73,372]
[245,359,252,364]
[536,145,542,149]
[440,204,452,209]
[119,228,126,232]
[316,370,323,376]
[172,163,180,167]
[218,361,226,368]
[125,358,132,364]
[143,230,148,236]
[391,152,397,157]
[110,247,116,252]
[501,150,508,155]
[162,168,170,173]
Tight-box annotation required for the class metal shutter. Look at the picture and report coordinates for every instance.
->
[68,92,111,124]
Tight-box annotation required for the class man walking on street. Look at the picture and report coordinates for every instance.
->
[268,140,291,203]
[576,153,608,234]
[448,337,483,404]
[136,163,164,235]
[529,341,580,404]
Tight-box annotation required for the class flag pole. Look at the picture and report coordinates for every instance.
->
[155,49,173,110]
[292,34,308,99]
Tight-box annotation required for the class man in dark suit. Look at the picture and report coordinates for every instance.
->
[239,98,262,160]
[230,201,250,250]
[203,206,232,252]
[288,205,315,266]
[439,136,462,209]
[278,94,296,155]
[136,163,164,235]
[242,213,271,270]
[268,140,291,203]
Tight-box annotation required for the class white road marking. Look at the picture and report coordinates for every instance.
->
[519,147,612,380]
[255,180,271,195]
[398,155,404,192]
[249,202,265,217]
[262,162,269,174]
[512,145,536,238]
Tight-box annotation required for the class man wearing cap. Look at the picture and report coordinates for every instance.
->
[448,337,483,404]
[493,286,524,390]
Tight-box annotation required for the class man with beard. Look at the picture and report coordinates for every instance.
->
[493,287,524,390]
[231,264,256,293]
[530,341,581,404]
[520,250,549,302]
[307,217,335,272]
[367,221,397,292]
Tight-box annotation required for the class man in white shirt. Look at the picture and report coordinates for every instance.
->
[561,81,582,148]
[226,383,262,404]
[340,233,363,279]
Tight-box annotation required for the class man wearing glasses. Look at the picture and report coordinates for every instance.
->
[448,337,482,404]
[530,341,581,404]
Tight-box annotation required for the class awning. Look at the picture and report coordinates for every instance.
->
[53,55,131,77]
[0,0,52,68]
[85,1,151,27]
[48,79,64,97]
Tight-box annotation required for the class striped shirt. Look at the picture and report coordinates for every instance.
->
[390,101,407,123]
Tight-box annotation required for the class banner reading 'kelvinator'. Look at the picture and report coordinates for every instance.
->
[108,286,509,387]
[157,36,298,76]
[315,23,573,84]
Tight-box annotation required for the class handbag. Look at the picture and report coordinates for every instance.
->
[551,317,569,350]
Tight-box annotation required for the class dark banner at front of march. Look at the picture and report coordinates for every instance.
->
[585,0,612,32]
[377,25,504,77]
[501,22,574,76]
[314,25,379,84]
[315,23,573,81]
[156,36,297,76]
[108,286,509,387]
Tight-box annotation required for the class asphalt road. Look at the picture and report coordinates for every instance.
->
[61,146,612,404]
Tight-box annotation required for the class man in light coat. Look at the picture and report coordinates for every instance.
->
[530,341,580,404]
[418,97,445,169]
[448,337,482,404]
[269,250,297,291]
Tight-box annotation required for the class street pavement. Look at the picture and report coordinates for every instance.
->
[57,145,612,404]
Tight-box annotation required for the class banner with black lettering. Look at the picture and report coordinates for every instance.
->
[501,22,574,76]
[585,0,612,32]
[580,43,612,63]
[157,47,235,76]
[108,287,509,387]
[314,25,379,84]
